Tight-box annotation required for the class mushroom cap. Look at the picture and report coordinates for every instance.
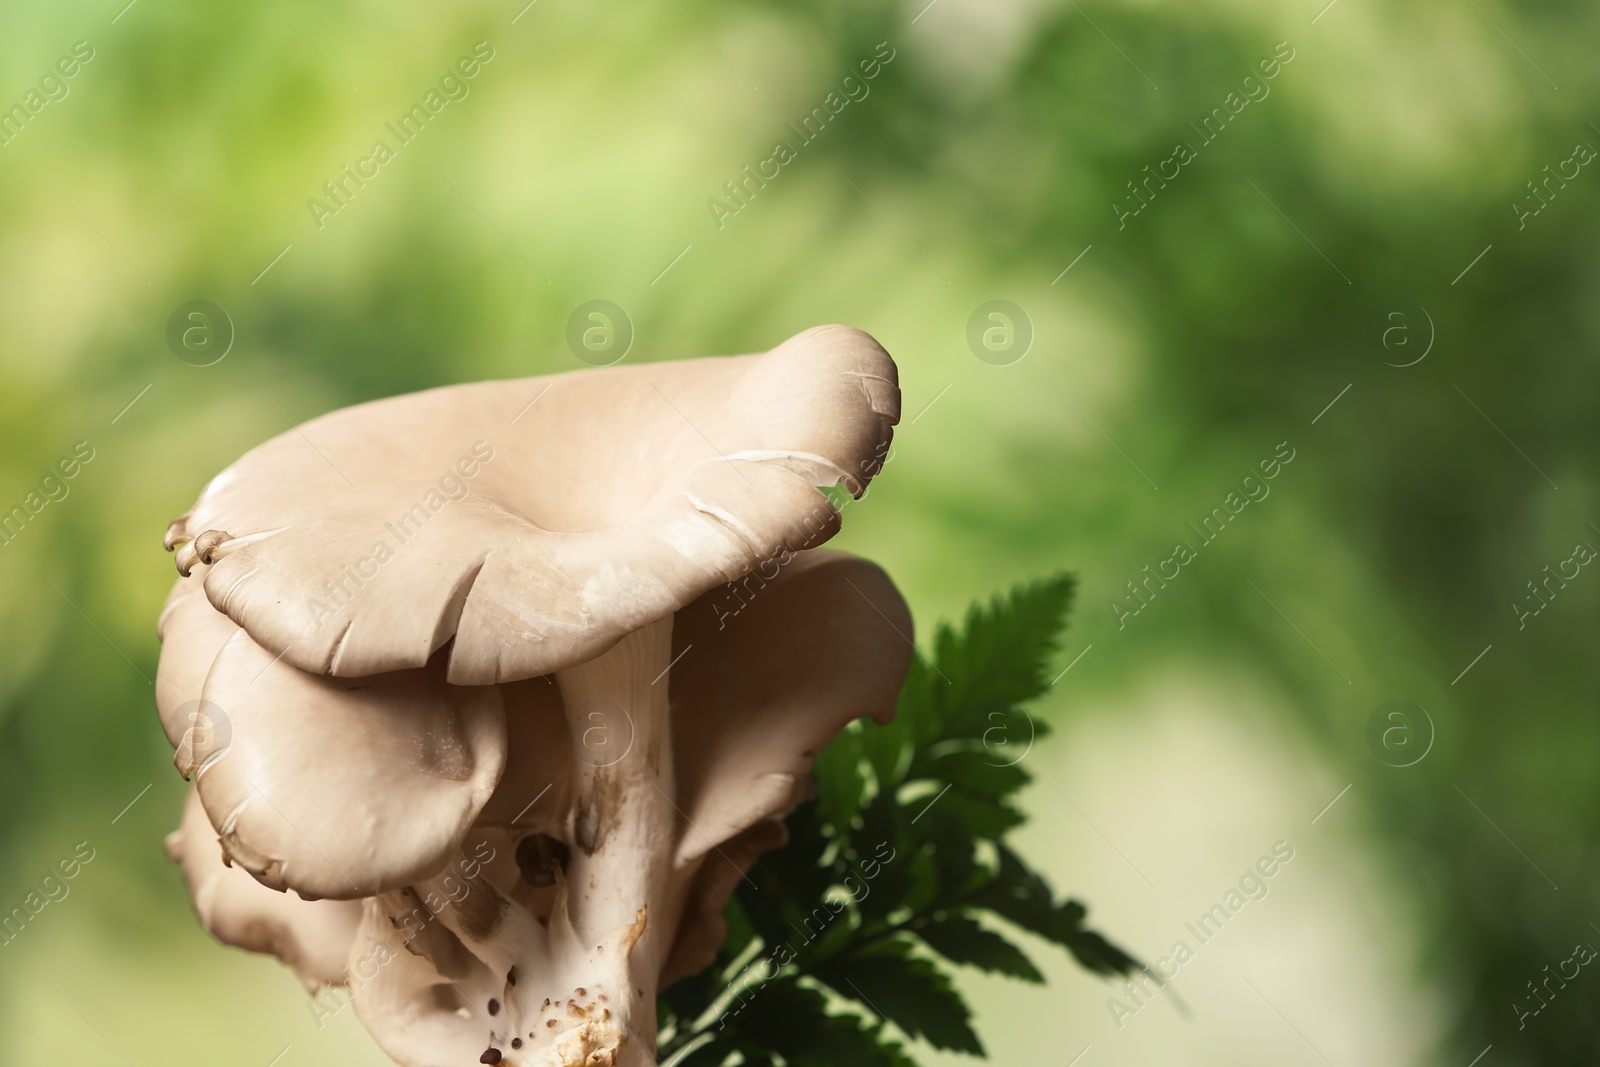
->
[166,786,362,991]
[193,631,507,900]
[668,550,913,864]
[651,550,912,986]
[158,574,513,902]
[169,325,898,685]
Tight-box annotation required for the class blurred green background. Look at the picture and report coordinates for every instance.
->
[2,0,1596,1064]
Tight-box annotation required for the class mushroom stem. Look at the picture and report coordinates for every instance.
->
[391,619,686,1067]
[405,864,641,1066]
[550,615,683,1060]
[438,617,681,1067]
[555,616,676,949]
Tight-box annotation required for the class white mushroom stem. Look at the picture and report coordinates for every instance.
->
[556,617,676,951]
[552,615,683,1058]
[403,616,685,1067]
[408,869,646,1067]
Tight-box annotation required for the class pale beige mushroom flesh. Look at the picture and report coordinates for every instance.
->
[155,326,912,1067]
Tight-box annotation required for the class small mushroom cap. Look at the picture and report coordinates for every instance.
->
[668,550,913,864]
[193,630,507,900]
[166,787,361,991]
[170,325,898,685]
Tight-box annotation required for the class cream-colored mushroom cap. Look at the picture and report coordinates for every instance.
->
[166,787,363,991]
[158,566,510,903]
[167,324,898,685]
[194,633,507,900]
[660,549,913,981]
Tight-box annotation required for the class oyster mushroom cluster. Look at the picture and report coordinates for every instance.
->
[155,325,912,1067]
